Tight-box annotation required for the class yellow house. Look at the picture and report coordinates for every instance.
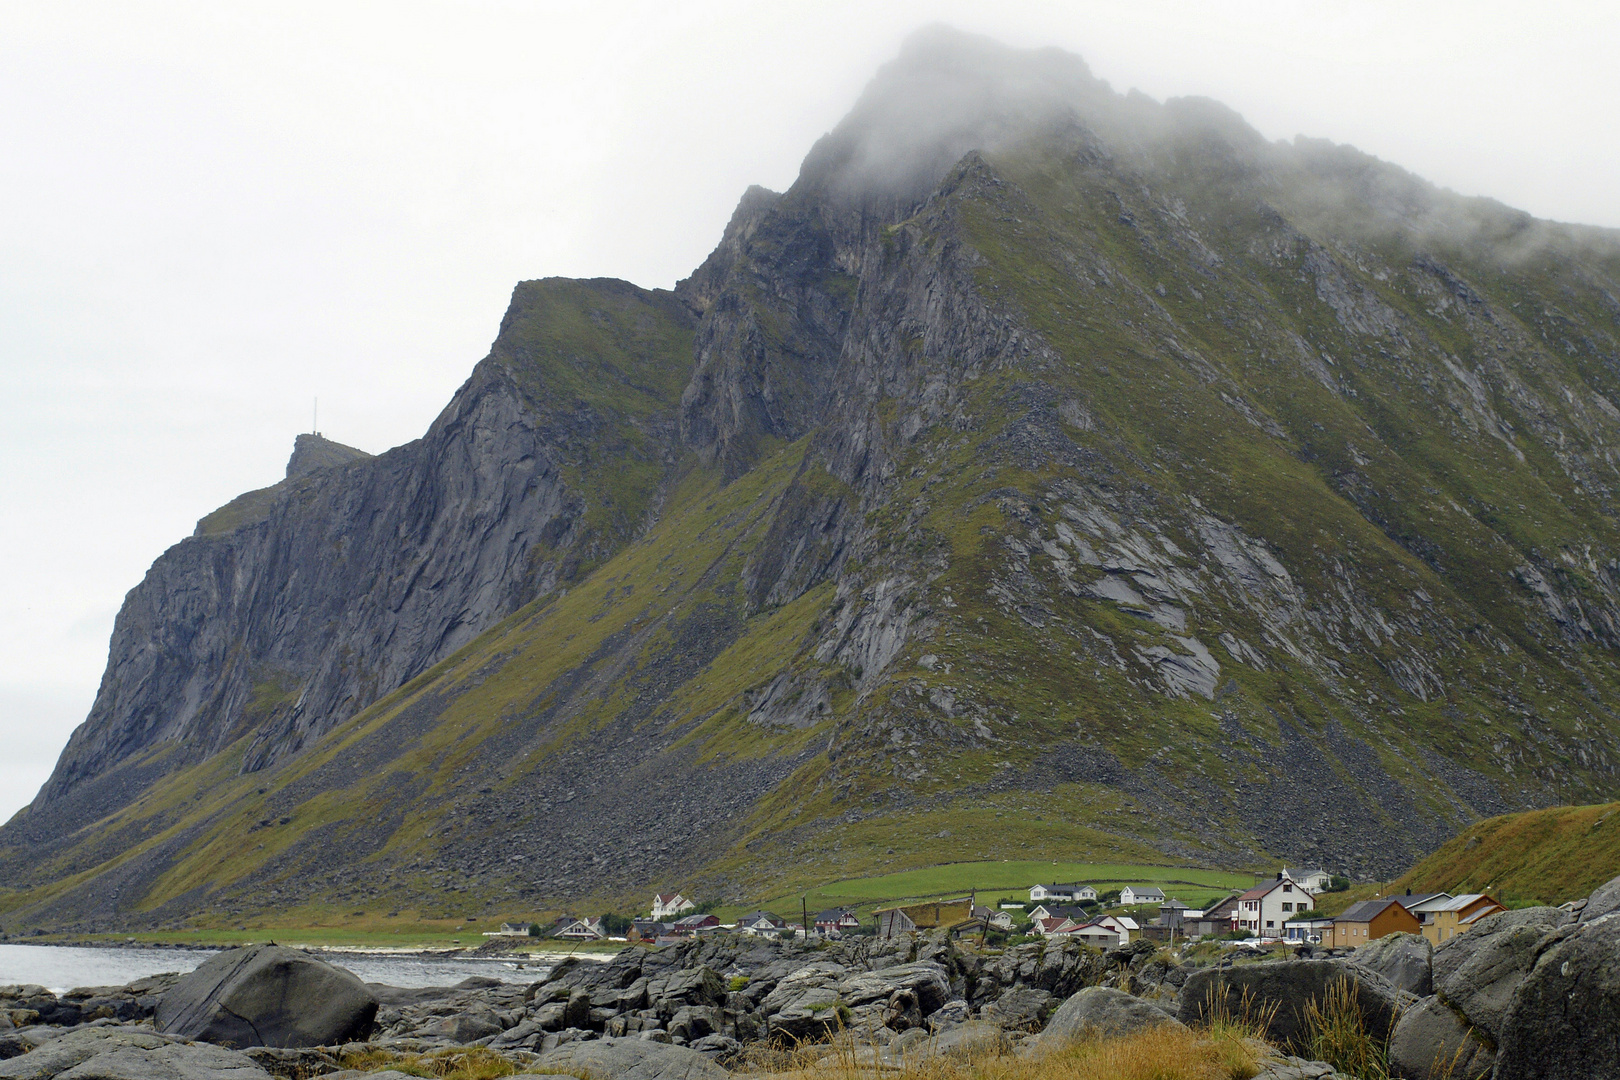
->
[1420,894,1506,946]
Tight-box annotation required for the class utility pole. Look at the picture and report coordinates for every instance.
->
[802,895,808,941]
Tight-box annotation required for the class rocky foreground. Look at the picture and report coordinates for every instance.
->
[3,877,1618,1080]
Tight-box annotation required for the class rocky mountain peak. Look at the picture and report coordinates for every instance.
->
[285,433,371,479]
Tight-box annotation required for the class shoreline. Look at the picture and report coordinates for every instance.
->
[9,938,617,962]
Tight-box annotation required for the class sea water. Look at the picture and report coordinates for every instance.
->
[0,943,564,994]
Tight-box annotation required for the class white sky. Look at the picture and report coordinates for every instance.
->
[2,0,1615,821]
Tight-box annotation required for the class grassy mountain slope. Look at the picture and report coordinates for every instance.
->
[1387,801,1620,905]
[6,31,1620,933]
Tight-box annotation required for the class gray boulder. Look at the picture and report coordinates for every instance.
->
[534,1035,729,1080]
[1041,986,1184,1045]
[1250,1052,1353,1080]
[1387,994,1495,1080]
[979,986,1055,1031]
[53,1042,270,1080]
[1430,907,1567,992]
[917,1021,1010,1060]
[415,1011,502,1043]
[1579,874,1620,923]
[0,1028,270,1080]
[1177,960,1403,1053]
[1432,908,1568,1041]
[1348,932,1433,996]
[1493,914,1620,1080]
[835,963,950,1016]
[155,944,378,1049]
[757,963,846,1040]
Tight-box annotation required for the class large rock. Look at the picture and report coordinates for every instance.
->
[1387,994,1496,1080]
[835,963,950,1016]
[758,963,847,1040]
[1348,932,1433,996]
[1431,908,1567,1041]
[155,944,378,1049]
[979,986,1055,1031]
[1429,907,1567,992]
[1579,873,1620,923]
[533,1035,729,1080]
[1177,960,1403,1053]
[0,1027,270,1080]
[1041,986,1184,1045]
[1493,914,1620,1080]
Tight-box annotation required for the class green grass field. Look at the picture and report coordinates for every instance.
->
[746,860,1256,921]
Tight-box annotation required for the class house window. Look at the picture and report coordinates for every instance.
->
[1282,902,1293,912]
[1266,920,1275,928]
[1283,884,1292,892]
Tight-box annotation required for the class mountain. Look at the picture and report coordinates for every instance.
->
[5,27,1620,932]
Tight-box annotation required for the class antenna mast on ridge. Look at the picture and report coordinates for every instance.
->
[313,397,318,437]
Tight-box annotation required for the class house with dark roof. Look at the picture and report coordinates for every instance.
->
[736,911,786,935]
[1327,897,1421,948]
[669,913,722,935]
[1283,867,1334,891]
[813,908,862,936]
[1157,898,1192,931]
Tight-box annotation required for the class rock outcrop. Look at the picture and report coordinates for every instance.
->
[156,945,378,1049]
[1384,874,1620,1080]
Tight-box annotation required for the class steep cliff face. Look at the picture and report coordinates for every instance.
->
[7,28,1620,931]
[23,277,695,828]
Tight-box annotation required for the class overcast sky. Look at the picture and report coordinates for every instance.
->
[2,0,1615,821]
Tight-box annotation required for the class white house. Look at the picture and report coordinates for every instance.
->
[1076,885,1098,901]
[1068,922,1127,947]
[553,916,604,940]
[482,922,532,937]
[736,912,785,935]
[1284,867,1334,892]
[652,892,696,920]
[1120,886,1166,905]
[1094,914,1138,941]
[1235,876,1316,936]
[1029,883,1073,902]
[972,905,1015,931]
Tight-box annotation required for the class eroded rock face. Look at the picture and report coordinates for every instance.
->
[156,945,378,1049]
[1347,931,1432,996]
[1494,914,1620,1080]
[1431,907,1570,1041]
[1388,995,1495,1080]
[1578,873,1620,923]
[0,1027,271,1080]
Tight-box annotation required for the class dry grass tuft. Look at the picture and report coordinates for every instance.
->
[1302,978,1390,1080]
[327,1045,531,1078]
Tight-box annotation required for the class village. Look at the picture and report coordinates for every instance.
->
[492,865,1511,954]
